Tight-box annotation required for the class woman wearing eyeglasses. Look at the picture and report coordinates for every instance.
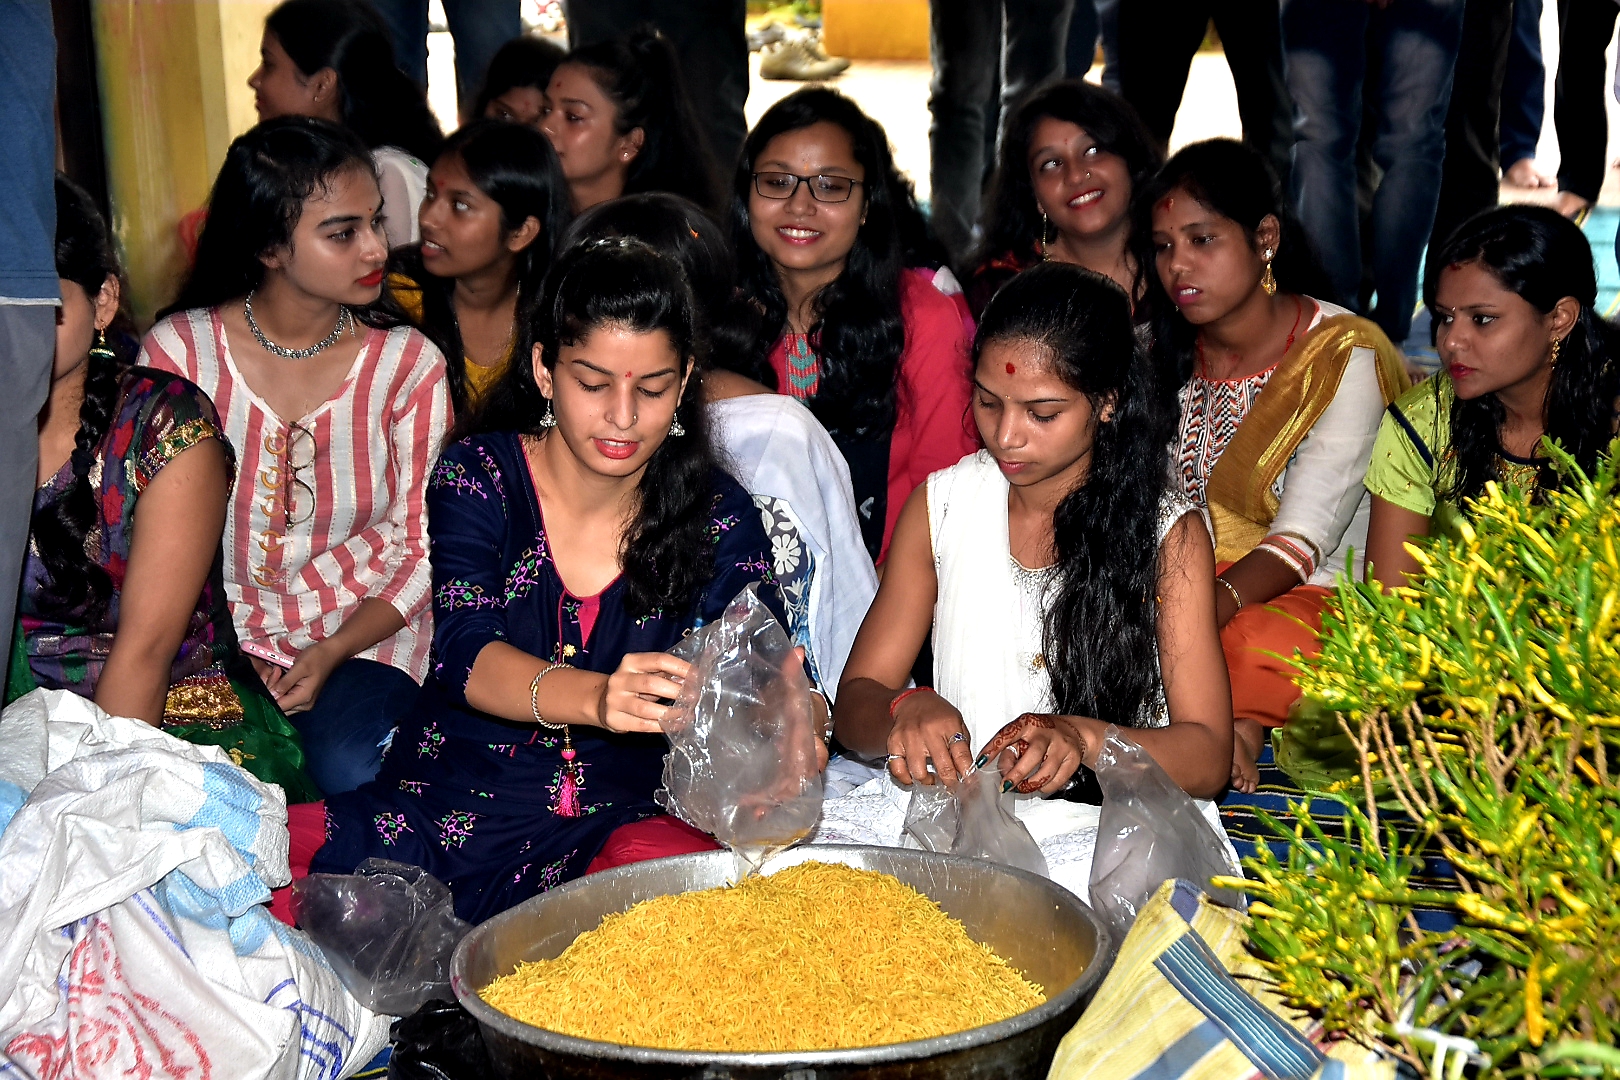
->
[142,118,450,798]
[729,88,977,564]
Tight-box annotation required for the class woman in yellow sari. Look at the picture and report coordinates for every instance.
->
[1141,140,1408,791]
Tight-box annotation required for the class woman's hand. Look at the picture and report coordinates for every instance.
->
[976,712,1092,795]
[887,689,973,788]
[273,640,345,714]
[599,652,691,733]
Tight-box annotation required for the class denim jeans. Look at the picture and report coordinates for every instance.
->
[929,0,1076,266]
[289,657,421,797]
[1284,0,1465,343]
[1498,0,1545,168]
[373,0,520,111]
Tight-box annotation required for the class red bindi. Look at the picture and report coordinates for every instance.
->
[1157,195,1175,212]
[624,371,633,379]
[1006,362,1016,374]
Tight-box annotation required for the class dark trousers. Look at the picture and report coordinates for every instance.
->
[289,657,421,796]
[928,0,1075,266]
[1116,0,1295,190]
[1429,0,1513,263]
[1499,0,1545,167]
[373,0,520,111]
[1065,0,1121,88]
[564,0,749,173]
[0,306,54,668]
[1553,0,1618,204]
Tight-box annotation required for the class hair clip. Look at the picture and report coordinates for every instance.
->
[689,228,700,240]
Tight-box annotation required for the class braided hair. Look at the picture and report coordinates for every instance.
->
[31,174,127,619]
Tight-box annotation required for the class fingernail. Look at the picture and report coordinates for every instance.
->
[1001,780,1014,794]
[975,754,989,770]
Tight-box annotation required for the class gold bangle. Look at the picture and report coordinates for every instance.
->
[1215,575,1244,612]
[529,662,571,728]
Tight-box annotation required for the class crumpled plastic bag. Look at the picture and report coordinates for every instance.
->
[1087,726,1242,944]
[291,859,471,1016]
[902,759,1048,877]
[386,999,494,1080]
[659,584,824,869]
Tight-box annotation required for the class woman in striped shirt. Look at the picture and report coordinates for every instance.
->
[143,117,451,797]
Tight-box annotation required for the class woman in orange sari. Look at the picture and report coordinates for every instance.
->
[1141,140,1408,792]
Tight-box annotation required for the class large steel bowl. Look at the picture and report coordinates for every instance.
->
[451,844,1110,1080]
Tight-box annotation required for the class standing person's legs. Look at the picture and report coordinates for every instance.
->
[1066,0,1099,78]
[1552,0,1619,209]
[372,0,431,89]
[1116,0,1209,155]
[443,0,521,115]
[1001,0,1076,132]
[0,307,55,665]
[1095,0,1122,91]
[1212,0,1295,191]
[1428,0,1512,263]
[1365,0,1465,343]
[929,0,1001,266]
[1283,0,1371,311]
[1499,0,1546,172]
[287,658,421,797]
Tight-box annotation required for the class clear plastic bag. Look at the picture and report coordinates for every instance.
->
[658,584,824,869]
[1087,726,1242,944]
[290,858,471,1016]
[902,759,1049,877]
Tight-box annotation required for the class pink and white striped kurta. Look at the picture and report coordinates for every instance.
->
[140,308,450,681]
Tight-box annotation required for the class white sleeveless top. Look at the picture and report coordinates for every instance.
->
[926,450,1200,750]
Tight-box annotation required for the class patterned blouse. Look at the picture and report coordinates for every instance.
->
[311,431,791,922]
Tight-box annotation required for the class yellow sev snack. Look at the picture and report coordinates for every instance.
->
[480,861,1046,1052]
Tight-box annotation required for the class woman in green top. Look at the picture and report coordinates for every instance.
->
[1364,205,1620,588]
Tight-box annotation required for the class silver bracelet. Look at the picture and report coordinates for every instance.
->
[529,662,571,728]
[807,684,833,742]
[1215,575,1244,612]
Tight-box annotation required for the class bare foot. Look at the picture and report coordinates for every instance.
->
[1230,717,1263,795]
[1555,190,1592,222]
[1504,157,1554,189]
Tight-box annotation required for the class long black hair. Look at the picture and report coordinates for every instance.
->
[32,174,128,620]
[729,87,907,441]
[1425,204,1620,502]
[473,238,718,617]
[557,193,761,379]
[472,34,566,120]
[161,117,399,325]
[1136,138,1335,389]
[563,26,723,215]
[390,120,571,414]
[978,80,1160,267]
[264,0,443,163]
[977,262,1171,725]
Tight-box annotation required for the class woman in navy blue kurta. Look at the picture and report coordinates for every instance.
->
[311,238,800,923]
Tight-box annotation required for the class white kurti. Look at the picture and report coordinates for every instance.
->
[815,451,1234,901]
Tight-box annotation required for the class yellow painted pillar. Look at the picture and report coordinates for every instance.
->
[93,0,273,325]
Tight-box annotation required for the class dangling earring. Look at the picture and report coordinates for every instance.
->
[1040,211,1053,261]
[89,328,116,363]
[1550,336,1563,367]
[1260,250,1277,297]
[538,397,557,429]
[668,413,686,437]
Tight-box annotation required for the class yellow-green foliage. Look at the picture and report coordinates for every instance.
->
[1223,442,1620,1078]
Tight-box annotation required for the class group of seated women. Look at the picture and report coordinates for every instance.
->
[13,0,1619,922]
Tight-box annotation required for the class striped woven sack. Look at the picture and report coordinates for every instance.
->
[1047,879,1394,1080]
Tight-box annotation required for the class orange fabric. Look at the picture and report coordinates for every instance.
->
[1216,561,1332,728]
[585,815,721,874]
[269,799,328,926]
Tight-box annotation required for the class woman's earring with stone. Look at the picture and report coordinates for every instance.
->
[1260,250,1277,297]
[1040,212,1053,261]
[668,413,686,437]
[89,328,116,363]
[539,397,557,429]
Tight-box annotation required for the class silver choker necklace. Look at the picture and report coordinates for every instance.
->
[244,290,352,359]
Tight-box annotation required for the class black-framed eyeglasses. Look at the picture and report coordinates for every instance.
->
[752,171,864,204]
[262,421,316,529]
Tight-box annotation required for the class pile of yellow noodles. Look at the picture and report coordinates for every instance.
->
[480,861,1045,1052]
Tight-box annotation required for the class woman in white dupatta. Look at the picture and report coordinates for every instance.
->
[822,263,1234,897]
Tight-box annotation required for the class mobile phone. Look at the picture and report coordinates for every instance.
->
[241,641,295,669]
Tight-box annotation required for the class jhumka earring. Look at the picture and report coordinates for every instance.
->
[1040,211,1053,261]
[669,414,686,437]
[89,328,116,363]
[1260,250,1277,297]
[538,397,557,428]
